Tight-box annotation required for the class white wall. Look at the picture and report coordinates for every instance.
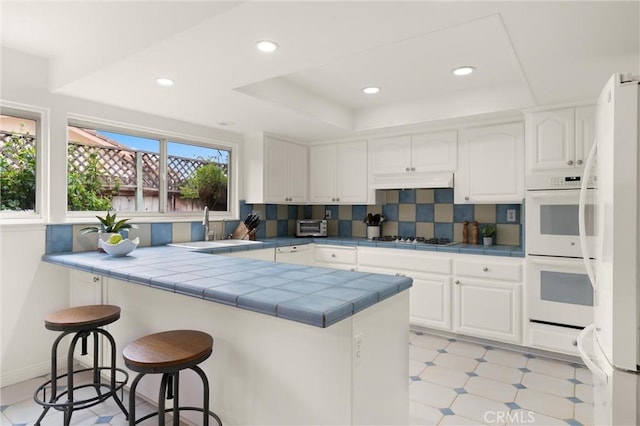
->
[0,47,245,385]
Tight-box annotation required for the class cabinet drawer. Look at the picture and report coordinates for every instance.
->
[358,248,451,275]
[528,322,583,357]
[314,246,357,265]
[454,259,522,282]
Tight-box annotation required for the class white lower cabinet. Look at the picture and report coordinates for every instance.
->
[453,256,523,344]
[276,245,313,265]
[222,248,275,261]
[314,245,357,270]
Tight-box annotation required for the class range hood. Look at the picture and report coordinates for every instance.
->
[370,172,454,190]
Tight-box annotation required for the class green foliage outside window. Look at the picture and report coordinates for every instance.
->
[67,145,118,211]
[180,162,228,210]
[0,124,36,211]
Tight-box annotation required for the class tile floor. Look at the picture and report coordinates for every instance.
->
[0,331,593,425]
[409,330,593,425]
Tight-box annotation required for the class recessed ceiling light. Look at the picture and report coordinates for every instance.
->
[156,78,175,86]
[362,86,380,94]
[256,40,279,53]
[452,66,475,76]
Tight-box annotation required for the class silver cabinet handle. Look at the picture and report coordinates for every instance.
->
[567,160,574,166]
[482,267,488,272]
[577,160,583,165]
[336,198,340,202]
[332,198,335,202]
[331,253,336,258]
[464,196,469,201]
[405,167,410,172]
[455,280,460,285]
[411,167,416,171]
[572,340,578,347]
[93,276,100,283]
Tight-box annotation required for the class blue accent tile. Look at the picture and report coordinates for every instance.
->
[338,220,352,237]
[237,288,302,315]
[399,189,416,204]
[288,205,298,219]
[277,220,288,236]
[434,188,454,203]
[203,282,263,306]
[96,416,113,424]
[382,203,399,221]
[434,223,453,240]
[191,222,205,241]
[439,408,454,416]
[410,375,421,382]
[150,223,172,246]
[266,204,278,220]
[453,204,474,222]
[475,358,487,363]
[567,396,583,404]
[398,222,416,237]
[466,372,478,377]
[416,204,434,222]
[224,220,240,235]
[505,402,521,410]
[304,204,313,219]
[454,388,467,394]
[326,205,339,220]
[239,200,253,219]
[565,419,584,426]
[352,205,367,221]
[497,204,521,224]
[437,349,447,353]
[568,378,582,384]
[425,361,436,366]
[256,225,266,239]
[313,287,378,313]
[519,367,531,373]
[277,294,354,327]
[46,225,73,253]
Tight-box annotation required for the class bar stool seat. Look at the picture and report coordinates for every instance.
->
[34,305,128,425]
[123,330,222,426]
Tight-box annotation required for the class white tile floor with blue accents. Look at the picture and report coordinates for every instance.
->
[409,330,594,425]
[1,331,594,425]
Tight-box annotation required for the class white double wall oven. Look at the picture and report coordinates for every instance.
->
[525,175,596,329]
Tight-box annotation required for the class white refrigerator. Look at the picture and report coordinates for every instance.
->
[577,73,640,426]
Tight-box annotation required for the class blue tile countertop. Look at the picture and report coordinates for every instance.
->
[259,237,525,257]
[42,246,412,328]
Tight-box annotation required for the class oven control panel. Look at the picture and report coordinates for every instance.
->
[527,174,596,190]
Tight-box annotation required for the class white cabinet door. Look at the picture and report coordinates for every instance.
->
[287,142,308,203]
[264,138,289,203]
[456,122,524,204]
[264,137,308,203]
[369,135,412,175]
[409,272,452,330]
[309,144,337,203]
[314,245,357,270]
[527,108,575,171]
[574,105,596,168]
[454,278,521,343]
[411,130,457,172]
[337,141,367,203]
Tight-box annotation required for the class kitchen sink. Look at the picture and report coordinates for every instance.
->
[168,240,263,250]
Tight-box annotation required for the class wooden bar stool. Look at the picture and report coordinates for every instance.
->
[33,305,129,425]
[123,330,222,426]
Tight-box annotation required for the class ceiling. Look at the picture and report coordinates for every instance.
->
[2,1,638,143]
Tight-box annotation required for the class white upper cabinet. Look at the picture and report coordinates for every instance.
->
[455,122,524,204]
[525,105,595,174]
[411,131,458,172]
[244,134,308,204]
[310,141,368,204]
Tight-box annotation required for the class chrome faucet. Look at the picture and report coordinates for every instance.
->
[203,206,211,241]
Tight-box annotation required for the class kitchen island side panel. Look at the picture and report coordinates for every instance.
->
[106,278,408,425]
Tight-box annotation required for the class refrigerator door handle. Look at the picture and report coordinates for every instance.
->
[577,324,608,383]
[579,140,597,289]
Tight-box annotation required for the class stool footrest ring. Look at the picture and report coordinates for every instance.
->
[133,407,223,426]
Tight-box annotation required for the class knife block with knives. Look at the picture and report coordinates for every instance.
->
[231,213,260,240]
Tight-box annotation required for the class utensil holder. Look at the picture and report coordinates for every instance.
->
[367,226,380,240]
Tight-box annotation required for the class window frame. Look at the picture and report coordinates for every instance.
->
[66,114,238,222]
[0,100,49,223]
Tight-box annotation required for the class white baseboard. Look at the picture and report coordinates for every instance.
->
[1,360,50,387]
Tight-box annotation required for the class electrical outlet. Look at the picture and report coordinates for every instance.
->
[507,209,517,222]
[325,209,332,219]
[353,332,363,363]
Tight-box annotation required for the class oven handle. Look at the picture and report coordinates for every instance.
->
[579,140,597,290]
[577,323,608,383]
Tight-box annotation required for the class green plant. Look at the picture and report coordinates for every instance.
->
[80,211,137,234]
[180,162,228,210]
[0,124,36,211]
[481,225,497,238]
[67,146,117,211]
